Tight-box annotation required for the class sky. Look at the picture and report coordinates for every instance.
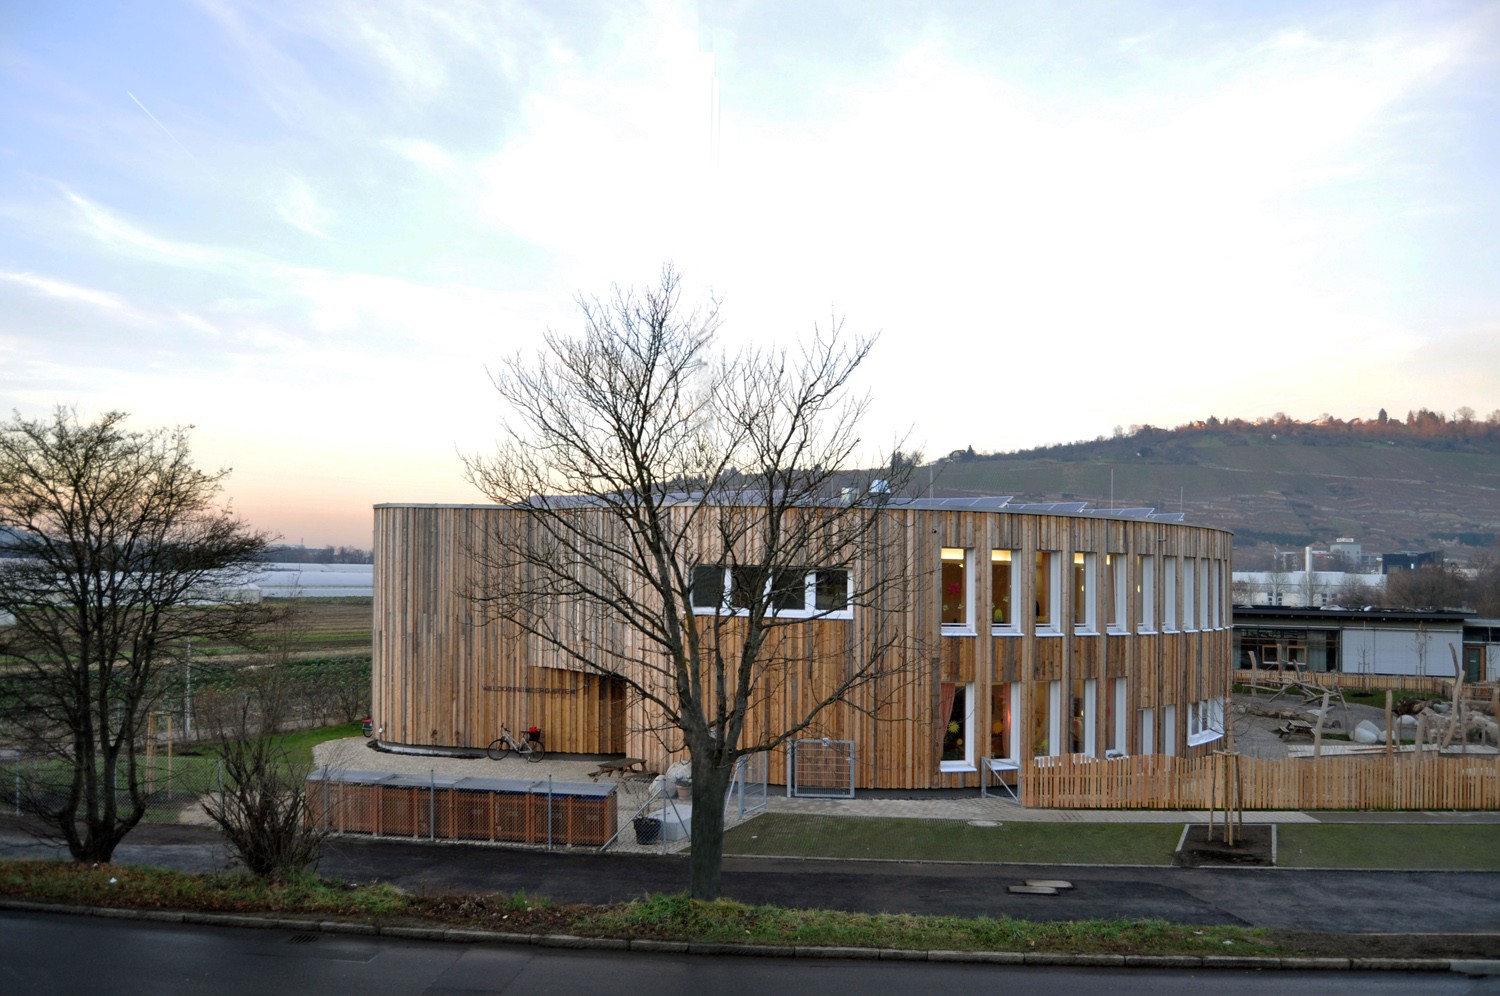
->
[3,1,1498,549]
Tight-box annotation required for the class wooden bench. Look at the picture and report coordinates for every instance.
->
[590,757,648,780]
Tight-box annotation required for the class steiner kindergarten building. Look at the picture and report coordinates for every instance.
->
[370,498,1235,792]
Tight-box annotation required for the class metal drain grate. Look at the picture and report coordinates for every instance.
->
[288,933,320,945]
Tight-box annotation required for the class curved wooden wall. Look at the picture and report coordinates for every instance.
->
[372,503,1233,789]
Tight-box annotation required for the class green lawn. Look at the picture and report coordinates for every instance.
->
[725,813,1500,869]
[724,813,1183,865]
[1277,823,1500,870]
[1,724,363,825]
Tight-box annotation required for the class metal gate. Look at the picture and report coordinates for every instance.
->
[788,738,855,798]
[729,751,770,817]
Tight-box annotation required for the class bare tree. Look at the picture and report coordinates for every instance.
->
[1470,554,1500,617]
[464,267,918,900]
[1330,573,1379,610]
[200,661,329,879]
[0,408,269,862]
[1263,569,1290,606]
[1383,563,1469,611]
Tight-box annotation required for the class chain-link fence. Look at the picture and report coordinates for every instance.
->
[0,749,246,823]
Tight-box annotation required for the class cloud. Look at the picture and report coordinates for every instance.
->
[274,174,333,239]
[63,189,238,268]
[0,270,142,318]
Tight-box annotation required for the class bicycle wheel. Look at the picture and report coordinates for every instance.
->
[523,742,545,762]
[486,737,511,761]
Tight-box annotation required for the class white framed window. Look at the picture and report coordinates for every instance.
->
[1073,552,1097,634]
[1030,681,1060,757]
[690,565,850,618]
[1036,551,1061,635]
[1182,559,1196,631]
[1105,554,1127,634]
[990,550,1017,633]
[1198,558,1211,630]
[990,683,1019,760]
[1110,678,1128,753]
[940,682,975,771]
[1139,707,1155,754]
[1072,680,1097,755]
[1188,697,1225,747]
[1137,555,1156,632]
[1212,562,1224,628]
[1163,557,1178,632]
[941,547,975,633]
[1162,704,1177,756]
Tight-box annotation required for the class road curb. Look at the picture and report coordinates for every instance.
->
[0,898,1470,971]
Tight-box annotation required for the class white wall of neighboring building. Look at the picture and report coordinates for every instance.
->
[1234,570,1384,608]
[1341,626,1463,677]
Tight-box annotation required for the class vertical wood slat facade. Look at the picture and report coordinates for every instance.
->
[372,502,1233,790]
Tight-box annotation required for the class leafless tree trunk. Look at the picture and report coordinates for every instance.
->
[465,266,920,899]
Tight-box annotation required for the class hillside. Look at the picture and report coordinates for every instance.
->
[921,413,1500,566]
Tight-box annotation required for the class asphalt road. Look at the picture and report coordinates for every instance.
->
[4,910,1493,996]
[5,819,1500,936]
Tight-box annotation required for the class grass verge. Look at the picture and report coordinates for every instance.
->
[1,859,1493,960]
[0,860,1277,957]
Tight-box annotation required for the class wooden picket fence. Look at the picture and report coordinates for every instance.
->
[1243,669,1497,702]
[1023,751,1500,810]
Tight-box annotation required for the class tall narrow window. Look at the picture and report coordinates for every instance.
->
[1105,554,1127,632]
[989,683,1012,759]
[1211,562,1223,628]
[1073,553,1097,633]
[1162,558,1177,631]
[941,548,973,631]
[1109,677,1127,753]
[1069,681,1088,754]
[990,550,1015,630]
[1031,682,1058,757]
[1137,555,1156,632]
[1182,559,1196,630]
[940,682,974,770]
[1035,552,1058,632]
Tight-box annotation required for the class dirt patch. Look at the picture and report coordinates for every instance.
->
[1174,823,1275,867]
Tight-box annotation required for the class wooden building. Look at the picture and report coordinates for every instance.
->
[371,499,1234,790]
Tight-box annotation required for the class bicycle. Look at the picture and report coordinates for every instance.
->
[486,725,545,762]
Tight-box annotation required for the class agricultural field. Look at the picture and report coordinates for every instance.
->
[265,597,373,658]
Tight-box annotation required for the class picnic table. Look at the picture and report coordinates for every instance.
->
[590,757,649,780]
[1275,719,1314,740]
